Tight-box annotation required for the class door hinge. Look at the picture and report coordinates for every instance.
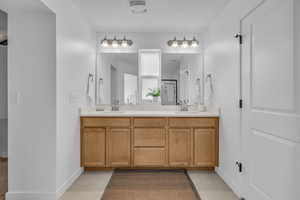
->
[236,161,243,173]
[235,33,243,44]
[239,99,243,109]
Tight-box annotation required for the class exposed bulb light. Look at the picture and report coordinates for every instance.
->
[121,37,128,47]
[191,37,199,48]
[100,36,133,48]
[101,37,108,47]
[182,37,188,48]
[171,37,178,48]
[112,37,119,48]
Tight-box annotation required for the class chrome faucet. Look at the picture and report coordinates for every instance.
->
[111,100,120,111]
[178,100,189,111]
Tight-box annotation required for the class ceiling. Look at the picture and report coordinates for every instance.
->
[72,0,231,33]
[0,0,54,14]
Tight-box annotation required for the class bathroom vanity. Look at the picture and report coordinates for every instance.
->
[84,49,218,170]
[80,111,219,170]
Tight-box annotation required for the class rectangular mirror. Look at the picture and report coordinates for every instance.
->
[96,52,203,105]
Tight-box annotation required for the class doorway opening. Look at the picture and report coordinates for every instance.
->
[0,8,8,200]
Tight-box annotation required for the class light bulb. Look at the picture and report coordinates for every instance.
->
[182,38,188,48]
[101,38,108,47]
[191,37,199,48]
[112,37,118,48]
[121,37,128,47]
[171,38,178,48]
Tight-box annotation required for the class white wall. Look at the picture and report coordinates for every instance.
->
[295,0,300,116]
[0,0,96,199]
[294,1,300,198]
[4,2,57,199]
[0,9,7,158]
[40,0,96,197]
[180,54,203,104]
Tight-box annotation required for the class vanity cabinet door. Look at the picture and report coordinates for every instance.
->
[194,129,216,167]
[82,128,106,167]
[107,128,131,167]
[169,129,191,167]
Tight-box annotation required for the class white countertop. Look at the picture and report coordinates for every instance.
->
[80,109,219,117]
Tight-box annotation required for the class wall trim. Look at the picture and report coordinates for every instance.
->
[6,192,56,200]
[215,167,241,197]
[55,167,83,199]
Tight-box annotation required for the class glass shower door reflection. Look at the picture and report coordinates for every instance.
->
[161,80,177,105]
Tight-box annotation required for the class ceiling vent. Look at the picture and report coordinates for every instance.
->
[129,0,147,14]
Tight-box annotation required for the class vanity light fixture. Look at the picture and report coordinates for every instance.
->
[101,37,109,47]
[167,36,199,48]
[171,37,178,48]
[112,37,119,48]
[191,37,199,48]
[182,37,188,48]
[100,36,133,48]
[121,37,129,47]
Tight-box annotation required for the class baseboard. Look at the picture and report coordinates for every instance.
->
[215,167,241,197]
[55,167,83,199]
[6,192,56,200]
[5,168,83,200]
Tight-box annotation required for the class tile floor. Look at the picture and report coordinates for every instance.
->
[188,171,239,200]
[60,170,239,200]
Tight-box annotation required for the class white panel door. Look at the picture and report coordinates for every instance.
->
[241,0,300,200]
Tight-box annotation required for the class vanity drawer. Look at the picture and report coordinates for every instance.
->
[169,118,217,128]
[134,118,167,127]
[134,128,165,147]
[134,148,166,166]
[82,117,130,128]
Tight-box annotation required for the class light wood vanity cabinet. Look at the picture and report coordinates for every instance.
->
[194,129,216,166]
[107,128,131,167]
[81,117,219,169]
[169,128,191,167]
[82,128,106,167]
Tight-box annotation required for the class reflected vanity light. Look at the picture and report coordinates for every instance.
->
[101,36,133,48]
[167,36,199,48]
